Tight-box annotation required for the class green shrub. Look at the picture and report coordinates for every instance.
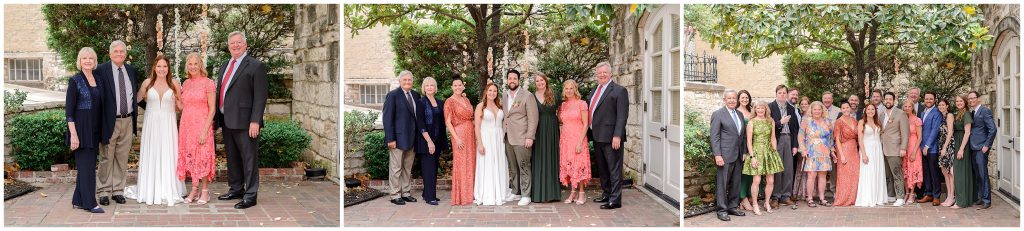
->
[5,89,28,114]
[363,131,389,179]
[683,109,715,193]
[343,110,378,155]
[8,110,72,170]
[257,119,312,168]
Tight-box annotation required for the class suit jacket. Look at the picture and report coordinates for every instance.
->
[710,107,747,163]
[414,96,449,154]
[383,87,422,151]
[879,107,909,156]
[502,87,539,145]
[969,105,998,151]
[769,100,799,145]
[920,106,942,153]
[96,62,141,143]
[586,81,629,143]
[215,55,268,130]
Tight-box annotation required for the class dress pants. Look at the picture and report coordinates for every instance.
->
[388,148,415,199]
[772,134,794,200]
[97,118,132,197]
[505,142,532,197]
[594,142,624,205]
[884,156,906,199]
[73,147,98,209]
[972,150,991,204]
[418,152,439,202]
[224,128,260,201]
[923,152,942,197]
[715,157,743,212]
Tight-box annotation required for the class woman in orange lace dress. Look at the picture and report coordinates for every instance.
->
[557,80,591,205]
[176,53,216,204]
[444,76,477,205]
[832,102,860,206]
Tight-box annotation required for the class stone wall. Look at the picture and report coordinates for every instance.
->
[292,4,340,181]
[682,82,724,200]
[4,4,72,91]
[972,4,1019,194]
[607,5,647,184]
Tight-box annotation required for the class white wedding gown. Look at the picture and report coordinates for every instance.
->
[474,108,510,206]
[125,87,186,206]
[855,125,888,207]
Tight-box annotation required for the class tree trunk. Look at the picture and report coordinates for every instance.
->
[141,5,161,69]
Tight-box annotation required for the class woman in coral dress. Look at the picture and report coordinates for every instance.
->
[444,76,477,206]
[176,53,216,205]
[832,102,860,206]
[902,99,923,204]
[557,80,591,205]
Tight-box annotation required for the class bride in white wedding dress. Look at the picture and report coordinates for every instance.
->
[473,83,510,206]
[125,56,186,206]
[855,106,888,207]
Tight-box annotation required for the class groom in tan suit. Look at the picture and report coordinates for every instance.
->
[502,69,539,206]
[879,92,909,206]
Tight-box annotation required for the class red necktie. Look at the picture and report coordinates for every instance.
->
[220,58,237,108]
[589,83,604,126]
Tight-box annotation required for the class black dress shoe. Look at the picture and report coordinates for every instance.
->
[716,212,731,221]
[234,199,257,209]
[974,200,985,205]
[401,196,417,202]
[112,195,126,204]
[390,198,406,205]
[593,197,610,203]
[426,200,439,205]
[99,196,110,206]
[727,209,746,216]
[218,193,243,200]
[977,203,991,210]
[600,203,621,209]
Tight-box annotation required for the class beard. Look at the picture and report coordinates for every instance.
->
[508,83,518,91]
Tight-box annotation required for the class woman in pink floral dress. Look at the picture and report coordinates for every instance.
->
[557,80,591,205]
[176,53,216,204]
[902,99,923,203]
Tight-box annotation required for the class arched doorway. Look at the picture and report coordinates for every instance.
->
[642,4,681,205]
[993,26,1020,203]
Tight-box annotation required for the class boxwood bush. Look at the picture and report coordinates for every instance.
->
[7,110,72,170]
[363,131,389,179]
[257,119,312,168]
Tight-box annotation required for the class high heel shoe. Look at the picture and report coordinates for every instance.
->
[197,189,210,205]
[564,190,576,204]
[184,185,199,203]
[576,191,586,205]
[764,201,774,214]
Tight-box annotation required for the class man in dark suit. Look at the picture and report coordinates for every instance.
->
[96,40,140,206]
[967,91,997,209]
[586,61,629,210]
[768,85,799,208]
[215,31,269,209]
[918,92,944,205]
[382,70,422,205]
[710,89,746,221]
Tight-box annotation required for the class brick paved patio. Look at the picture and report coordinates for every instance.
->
[4,181,340,227]
[344,188,680,227]
[684,196,1020,227]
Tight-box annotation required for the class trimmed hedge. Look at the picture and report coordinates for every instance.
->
[7,110,72,171]
[363,131,389,179]
[257,119,312,168]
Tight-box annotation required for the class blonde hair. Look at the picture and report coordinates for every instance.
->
[185,52,208,79]
[809,101,825,119]
[76,47,97,70]
[752,100,770,119]
[421,76,437,95]
[902,98,917,115]
[561,79,582,101]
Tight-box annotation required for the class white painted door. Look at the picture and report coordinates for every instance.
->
[643,5,681,204]
[995,34,1020,201]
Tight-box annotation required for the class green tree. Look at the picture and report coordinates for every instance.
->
[690,4,993,96]
[208,4,295,99]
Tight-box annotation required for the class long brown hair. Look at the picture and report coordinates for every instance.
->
[954,94,969,121]
[533,72,555,106]
[480,82,502,109]
[861,102,881,130]
[738,90,753,113]
[145,54,179,95]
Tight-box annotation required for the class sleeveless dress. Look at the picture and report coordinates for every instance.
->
[800,119,833,171]
[558,99,591,188]
[937,113,953,169]
[445,96,476,206]
[531,95,561,202]
[128,86,186,206]
[855,124,887,207]
[474,108,510,205]
[952,113,976,208]
[903,115,923,189]
[177,78,216,181]
[832,117,860,206]
[742,118,784,175]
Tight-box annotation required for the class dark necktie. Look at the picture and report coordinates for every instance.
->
[117,67,128,115]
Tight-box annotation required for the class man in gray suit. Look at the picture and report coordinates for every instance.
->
[503,69,539,206]
[710,89,746,221]
[215,31,268,209]
[879,92,909,206]
[967,91,997,209]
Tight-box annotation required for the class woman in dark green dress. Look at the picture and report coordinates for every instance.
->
[950,95,975,209]
[531,73,561,203]
[736,90,753,211]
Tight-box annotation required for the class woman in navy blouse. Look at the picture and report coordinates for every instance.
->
[415,77,449,205]
[65,47,106,213]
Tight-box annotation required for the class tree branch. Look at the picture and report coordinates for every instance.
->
[487,4,534,43]
[419,4,475,27]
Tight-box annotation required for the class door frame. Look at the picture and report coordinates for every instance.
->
[993,30,1020,205]
[640,4,681,208]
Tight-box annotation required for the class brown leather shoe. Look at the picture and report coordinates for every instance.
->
[932,197,942,206]
[915,195,934,203]
[781,198,795,206]
[770,199,780,209]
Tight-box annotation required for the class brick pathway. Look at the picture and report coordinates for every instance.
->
[4,181,340,227]
[684,196,1020,227]
[344,188,680,227]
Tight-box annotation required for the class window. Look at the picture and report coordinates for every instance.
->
[360,84,389,105]
[7,59,43,81]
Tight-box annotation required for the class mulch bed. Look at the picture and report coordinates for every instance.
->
[344,187,385,207]
[4,179,38,201]
[684,201,716,218]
